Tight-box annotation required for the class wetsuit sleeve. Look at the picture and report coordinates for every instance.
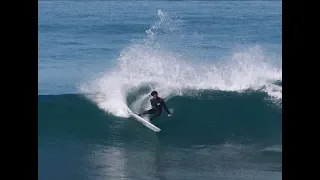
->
[161,99,171,114]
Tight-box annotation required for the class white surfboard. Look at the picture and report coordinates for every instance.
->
[128,110,161,132]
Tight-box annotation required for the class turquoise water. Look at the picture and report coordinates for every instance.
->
[38,1,282,179]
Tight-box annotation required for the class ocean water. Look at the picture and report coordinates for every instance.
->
[38,0,282,180]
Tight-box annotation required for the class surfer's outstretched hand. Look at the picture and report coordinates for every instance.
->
[168,114,172,117]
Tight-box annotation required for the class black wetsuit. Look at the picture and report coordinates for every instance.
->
[140,97,170,121]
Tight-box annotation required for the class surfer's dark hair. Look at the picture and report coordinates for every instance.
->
[151,91,158,96]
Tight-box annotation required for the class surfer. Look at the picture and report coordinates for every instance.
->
[138,91,172,121]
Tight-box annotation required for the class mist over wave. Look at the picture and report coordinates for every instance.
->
[78,10,282,118]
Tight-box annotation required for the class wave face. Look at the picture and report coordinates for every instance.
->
[38,92,281,175]
[38,91,281,147]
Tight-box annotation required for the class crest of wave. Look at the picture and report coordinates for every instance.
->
[79,44,281,118]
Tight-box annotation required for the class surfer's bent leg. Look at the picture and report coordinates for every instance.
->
[139,109,156,116]
[150,111,161,121]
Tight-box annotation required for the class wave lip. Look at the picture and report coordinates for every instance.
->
[79,44,281,118]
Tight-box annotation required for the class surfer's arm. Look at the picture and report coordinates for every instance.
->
[161,99,171,114]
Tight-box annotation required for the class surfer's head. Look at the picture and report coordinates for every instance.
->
[151,91,158,98]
